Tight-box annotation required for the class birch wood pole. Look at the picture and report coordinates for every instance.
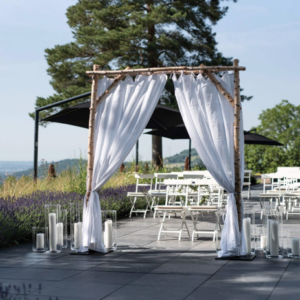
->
[86,65,246,76]
[86,64,99,205]
[233,59,242,232]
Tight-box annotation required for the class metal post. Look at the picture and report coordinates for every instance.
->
[33,110,39,180]
[135,139,139,168]
[189,139,191,170]
[32,92,91,180]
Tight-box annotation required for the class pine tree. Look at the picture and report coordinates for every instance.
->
[30,0,246,166]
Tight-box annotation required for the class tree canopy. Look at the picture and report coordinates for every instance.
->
[30,0,245,121]
[245,100,300,173]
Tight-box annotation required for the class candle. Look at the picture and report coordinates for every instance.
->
[49,213,57,252]
[267,219,271,249]
[292,238,300,256]
[74,222,82,249]
[36,233,44,249]
[56,222,63,246]
[260,235,267,249]
[243,217,251,255]
[104,219,113,249]
[270,221,279,256]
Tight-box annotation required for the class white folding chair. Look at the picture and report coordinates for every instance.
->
[243,170,252,199]
[127,192,152,218]
[188,206,218,241]
[127,174,154,218]
[155,206,189,241]
[154,173,178,192]
[282,192,300,220]
[258,193,281,218]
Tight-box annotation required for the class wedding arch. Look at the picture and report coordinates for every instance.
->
[82,60,247,257]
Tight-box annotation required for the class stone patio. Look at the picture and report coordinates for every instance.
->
[1,184,300,300]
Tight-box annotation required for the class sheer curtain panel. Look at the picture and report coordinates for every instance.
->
[173,72,246,257]
[81,74,167,252]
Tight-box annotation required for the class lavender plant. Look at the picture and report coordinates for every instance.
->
[0,185,147,247]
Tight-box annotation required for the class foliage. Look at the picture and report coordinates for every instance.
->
[0,185,147,247]
[30,0,241,122]
[0,191,82,247]
[245,100,300,173]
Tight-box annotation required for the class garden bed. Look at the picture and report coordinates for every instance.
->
[0,185,147,247]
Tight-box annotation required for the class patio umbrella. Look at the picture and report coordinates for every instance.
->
[145,126,283,146]
[145,125,283,169]
[42,102,183,130]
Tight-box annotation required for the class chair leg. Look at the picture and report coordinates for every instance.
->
[181,212,190,239]
[129,197,136,218]
[157,211,165,241]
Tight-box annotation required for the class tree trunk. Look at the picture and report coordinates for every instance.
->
[152,135,163,167]
[147,0,162,167]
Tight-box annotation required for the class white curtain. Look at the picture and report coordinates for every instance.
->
[81,74,167,252]
[173,72,246,257]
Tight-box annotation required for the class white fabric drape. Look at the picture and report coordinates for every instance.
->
[81,74,167,252]
[173,72,246,257]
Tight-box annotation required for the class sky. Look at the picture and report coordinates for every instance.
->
[1,0,300,164]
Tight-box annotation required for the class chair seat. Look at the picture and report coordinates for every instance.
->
[259,193,280,197]
[155,206,184,210]
[127,192,148,197]
[188,206,218,211]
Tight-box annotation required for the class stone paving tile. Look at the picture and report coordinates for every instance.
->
[129,273,209,288]
[201,272,282,292]
[30,260,100,271]
[145,240,200,251]
[103,284,196,300]
[0,278,71,295]
[0,267,25,278]
[0,258,40,268]
[3,268,81,281]
[212,265,286,278]
[150,262,223,275]
[31,281,123,300]
[269,277,300,300]
[170,255,228,265]
[92,262,161,273]
[12,296,94,300]
[63,270,145,285]
[185,286,271,300]
[108,251,180,264]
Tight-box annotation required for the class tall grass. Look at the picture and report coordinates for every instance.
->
[0,158,204,199]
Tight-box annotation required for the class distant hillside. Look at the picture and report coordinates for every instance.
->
[0,161,33,176]
[165,148,205,168]
[7,148,204,178]
[12,159,85,178]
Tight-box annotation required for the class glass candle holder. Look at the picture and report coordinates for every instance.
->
[45,204,61,253]
[263,208,283,259]
[70,203,83,252]
[287,231,300,258]
[215,209,226,253]
[255,224,266,251]
[102,210,117,251]
[32,227,48,252]
[59,209,68,249]
[243,205,256,256]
